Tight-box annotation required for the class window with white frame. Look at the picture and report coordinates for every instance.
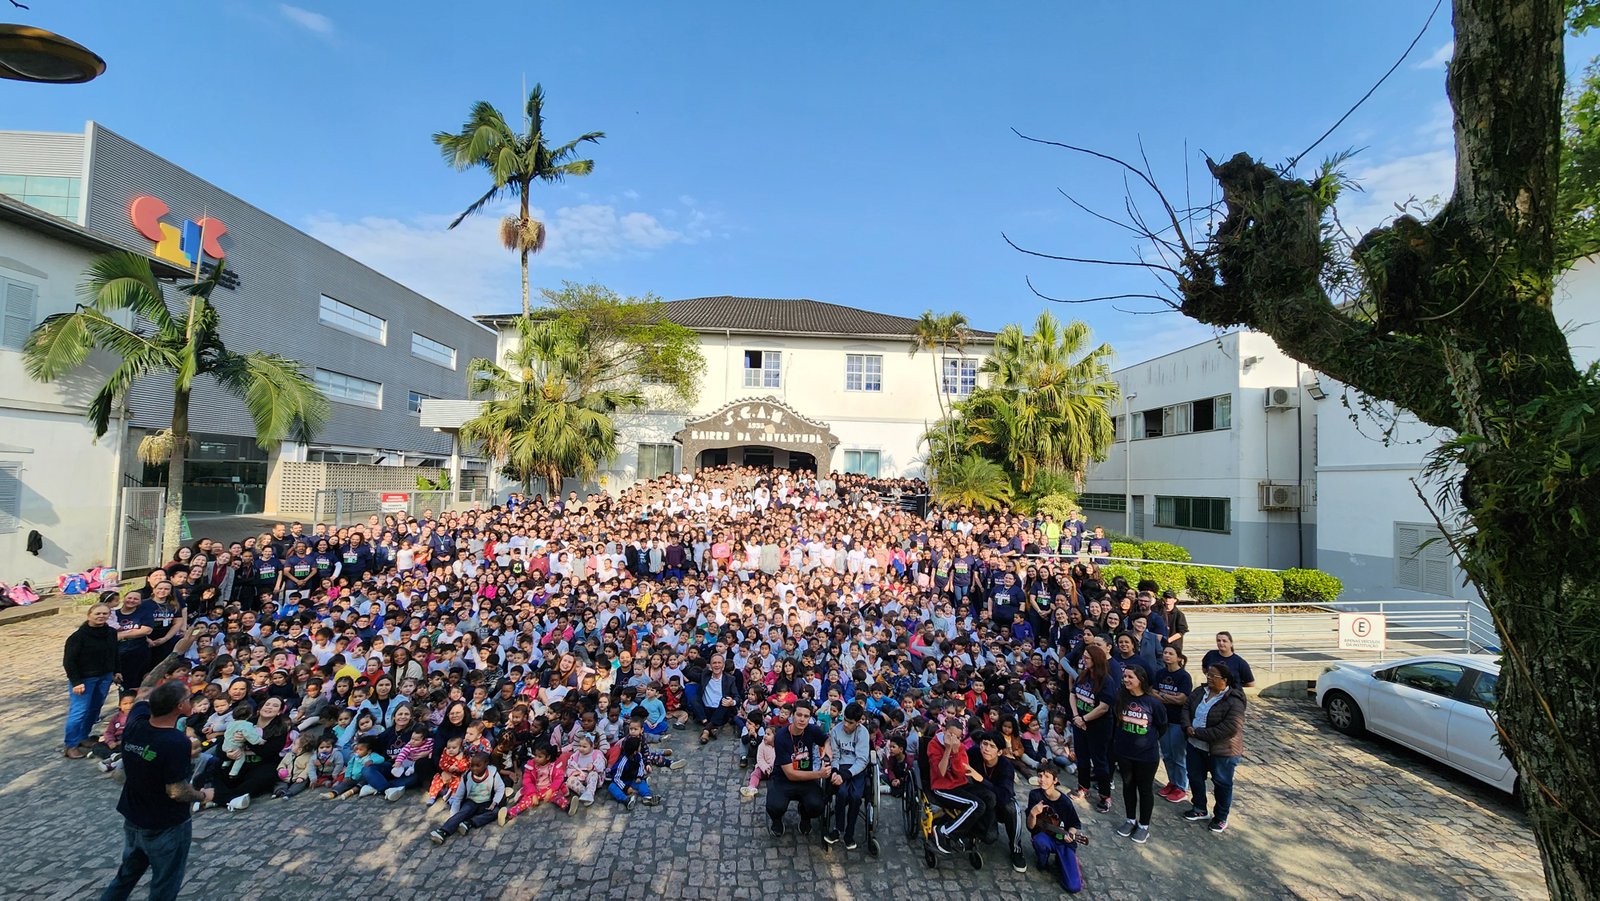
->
[318,295,386,344]
[0,461,20,533]
[2,277,38,351]
[942,357,977,395]
[637,443,676,481]
[407,390,433,415]
[1156,496,1230,532]
[743,349,782,388]
[843,449,881,477]
[314,368,382,408]
[1394,522,1454,595]
[845,353,883,392]
[410,333,456,369]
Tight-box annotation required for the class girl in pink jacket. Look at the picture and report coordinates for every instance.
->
[564,732,607,807]
[500,742,567,823]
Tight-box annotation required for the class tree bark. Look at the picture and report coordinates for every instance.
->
[1170,2,1600,896]
[161,388,190,560]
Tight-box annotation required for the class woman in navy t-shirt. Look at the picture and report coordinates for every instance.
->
[1111,665,1167,844]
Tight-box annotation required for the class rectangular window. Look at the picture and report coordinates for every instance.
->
[0,461,20,534]
[1215,394,1232,429]
[637,443,676,481]
[308,450,368,464]
[1394,522,1454,595]
[1140,409,1164,439]
[318,295,386,344]
[314,368,382,408]
[2,278,38,350]
[743,349,782,388]
[1113,414,1125,442]
[1155,496,1230,532]
[407,391,433,415]
[410,333,456,369]
[843,449,881,477]
[844,353,883,392]
[1192,397,1215,432]
[1164,403,1192,435]
[0,174,80,219]
[942,358,978,396]
[1078,493,1126,513]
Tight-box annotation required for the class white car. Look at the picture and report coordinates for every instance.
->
[1314,653,1517,794]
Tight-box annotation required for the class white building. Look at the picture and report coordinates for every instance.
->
[1080,331,1318,570]
[423,297,995,491]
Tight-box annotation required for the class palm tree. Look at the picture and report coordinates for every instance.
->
[459,315,643,496]
[909,310,972,472]
[933,454,1013,511]
[434,84,603,319]
[24,252,329,556]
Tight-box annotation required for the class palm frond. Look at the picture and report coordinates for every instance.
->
[211,351,330,447]
[78,251,176,333]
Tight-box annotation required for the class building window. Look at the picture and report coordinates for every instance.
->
[411,333,456,369]
[637,443,676,481]
[0,174,80,218]
[1215,394,1232,429]
[1394,522,1455,595]
[407,391,433,415]
[318,295,386,344]
[308,450,369,464]
[843,449,881,477]
[1139,409,1164,439]
[314,368,382,408]
[0,461,20,533]
[1113,414,1125,443]
[942,358,978,396]
[1079,493,1126,513]
[845,353,883,392]
[2,277,38,350]
[1135,395,1233,439]
[1156,496,1230,532]
[743,349,782,388]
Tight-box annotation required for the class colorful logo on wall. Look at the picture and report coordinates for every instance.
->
[129,195,227,268]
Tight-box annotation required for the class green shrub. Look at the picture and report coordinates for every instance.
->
[1109,541,1142,562]
[1102,530,1141,546]
[1140,540,1192,563]
[1099,563,1140,587]
[1033,493,1078,524]
[1186,567,1237,604]
[1233,568,1284,603]
[1282,568,1343,603]
[1138,563,1187,597]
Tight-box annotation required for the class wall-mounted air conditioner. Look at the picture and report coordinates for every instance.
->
[1259,481,1304,511]
[1263,386,1299,410]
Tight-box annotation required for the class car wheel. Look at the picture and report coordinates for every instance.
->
[1323,691,1365,736]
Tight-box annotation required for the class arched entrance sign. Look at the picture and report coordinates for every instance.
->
[674,397,839,471]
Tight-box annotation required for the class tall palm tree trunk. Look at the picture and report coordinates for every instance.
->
[161,388,190,558]
[520,190,532,319]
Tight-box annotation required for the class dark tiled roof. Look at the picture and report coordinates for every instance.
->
[478,296,996,340]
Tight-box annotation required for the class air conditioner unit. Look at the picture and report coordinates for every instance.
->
[1263,386,1299,410]
[1259,482,1304,511]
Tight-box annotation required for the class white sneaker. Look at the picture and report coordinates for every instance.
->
[384,787,405,801]
[358,785,378,798]
[226,795,250,812]
[739,786,757,799]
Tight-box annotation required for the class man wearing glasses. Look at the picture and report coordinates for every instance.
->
[823,702,871,849]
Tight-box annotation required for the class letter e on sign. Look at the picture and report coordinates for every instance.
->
[1338,613,1386,651]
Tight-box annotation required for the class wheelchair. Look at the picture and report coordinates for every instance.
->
[816,749,883,857]
[902,756,983,870]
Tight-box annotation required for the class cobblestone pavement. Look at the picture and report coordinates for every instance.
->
[0,612,1546,900]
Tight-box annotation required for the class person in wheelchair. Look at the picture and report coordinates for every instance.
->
[765,699,830,837]
[970,730,1028,873]
[926,718,992,854]
[823,702,871,849]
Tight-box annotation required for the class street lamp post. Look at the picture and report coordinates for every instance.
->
[0,24,106,84]
[1123,391,1137,536]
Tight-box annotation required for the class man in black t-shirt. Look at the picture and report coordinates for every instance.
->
[100,633,208,901]
[765,700,831,837]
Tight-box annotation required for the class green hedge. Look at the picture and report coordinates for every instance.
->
[1282,568,1343,603]
[1140,540,1193,563]
[1109,541,1142,561]
[1186,567,1237,604]
[1233,568,1284,603]
[1100,563,1140,587]
[1033,493,1078,523]
[1138,563,1188,597]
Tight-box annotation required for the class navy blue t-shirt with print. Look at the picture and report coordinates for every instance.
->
[1071,673,1118,730]
[254,556,281,588]
[772,723,827,784]
[1027,787,1082,839]
[1201,650,1255,687]
[1153,666,1194,726]
[1111,694,1167,763]
[117,700,195,830]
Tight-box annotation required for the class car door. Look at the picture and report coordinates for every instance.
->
[1447,669,1515,788]
[1364,660,1466,760]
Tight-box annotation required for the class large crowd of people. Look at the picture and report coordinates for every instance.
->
[67,464,1249,897]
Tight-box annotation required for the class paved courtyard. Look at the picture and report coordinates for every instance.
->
[0,610,1546,900]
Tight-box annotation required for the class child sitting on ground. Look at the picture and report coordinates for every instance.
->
[326,737,383,800]
[739,729,776,799]
[564,731,606,807]
[640,683,671,737]
[429,752,505,844]
[273,732,319,798]
[499,741,567,823]
[93,693,136,773]
[426,735,470,806]
[883,734,911,798]
[220,700,264,778]
[606,736,659,810]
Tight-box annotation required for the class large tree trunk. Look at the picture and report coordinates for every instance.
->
[160,389,190,559]
[1167,1,1600,896]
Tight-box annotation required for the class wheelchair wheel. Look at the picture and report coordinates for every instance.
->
[924,848,938,869]
[968,849,983,870]
[867,836,881,857]
[901,789,918,840]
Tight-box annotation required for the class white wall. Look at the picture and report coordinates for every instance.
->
[0,219,127,584]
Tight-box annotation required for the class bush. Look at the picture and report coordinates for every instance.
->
[1186,567,1237,604]
[1233,568,1285,603]
[1109,541,1142,562]
[1282,568,1343,603]
[1102,530,1141,546]
[1033,493,1078,523]
[1140,540,1192,563]
[1099,563,1140,587]
[1138,563,1188,598]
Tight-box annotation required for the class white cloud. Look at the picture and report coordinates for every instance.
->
[278,4,335,38]
[1414,40,1453,70]
[305,201,706,315]
[1336,149,1456,237]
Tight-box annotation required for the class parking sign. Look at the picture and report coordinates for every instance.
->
[1338,613,1387,651]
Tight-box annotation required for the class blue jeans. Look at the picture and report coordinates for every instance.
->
[362,764,418,792]
[66,672,116,749]
[1159,724,1189,790]
[99,819,191,901]
[1031,831,1083,893]
[830,770,867,839]
[608,777,652,802]
[1185,744,1239,822]
[683,683,705,722]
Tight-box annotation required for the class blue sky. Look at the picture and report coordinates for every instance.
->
[8,1,1597,367]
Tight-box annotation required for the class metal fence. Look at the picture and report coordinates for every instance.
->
[1180,598,1499,672]
[119,487,166,572]
[312,488,487,527]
